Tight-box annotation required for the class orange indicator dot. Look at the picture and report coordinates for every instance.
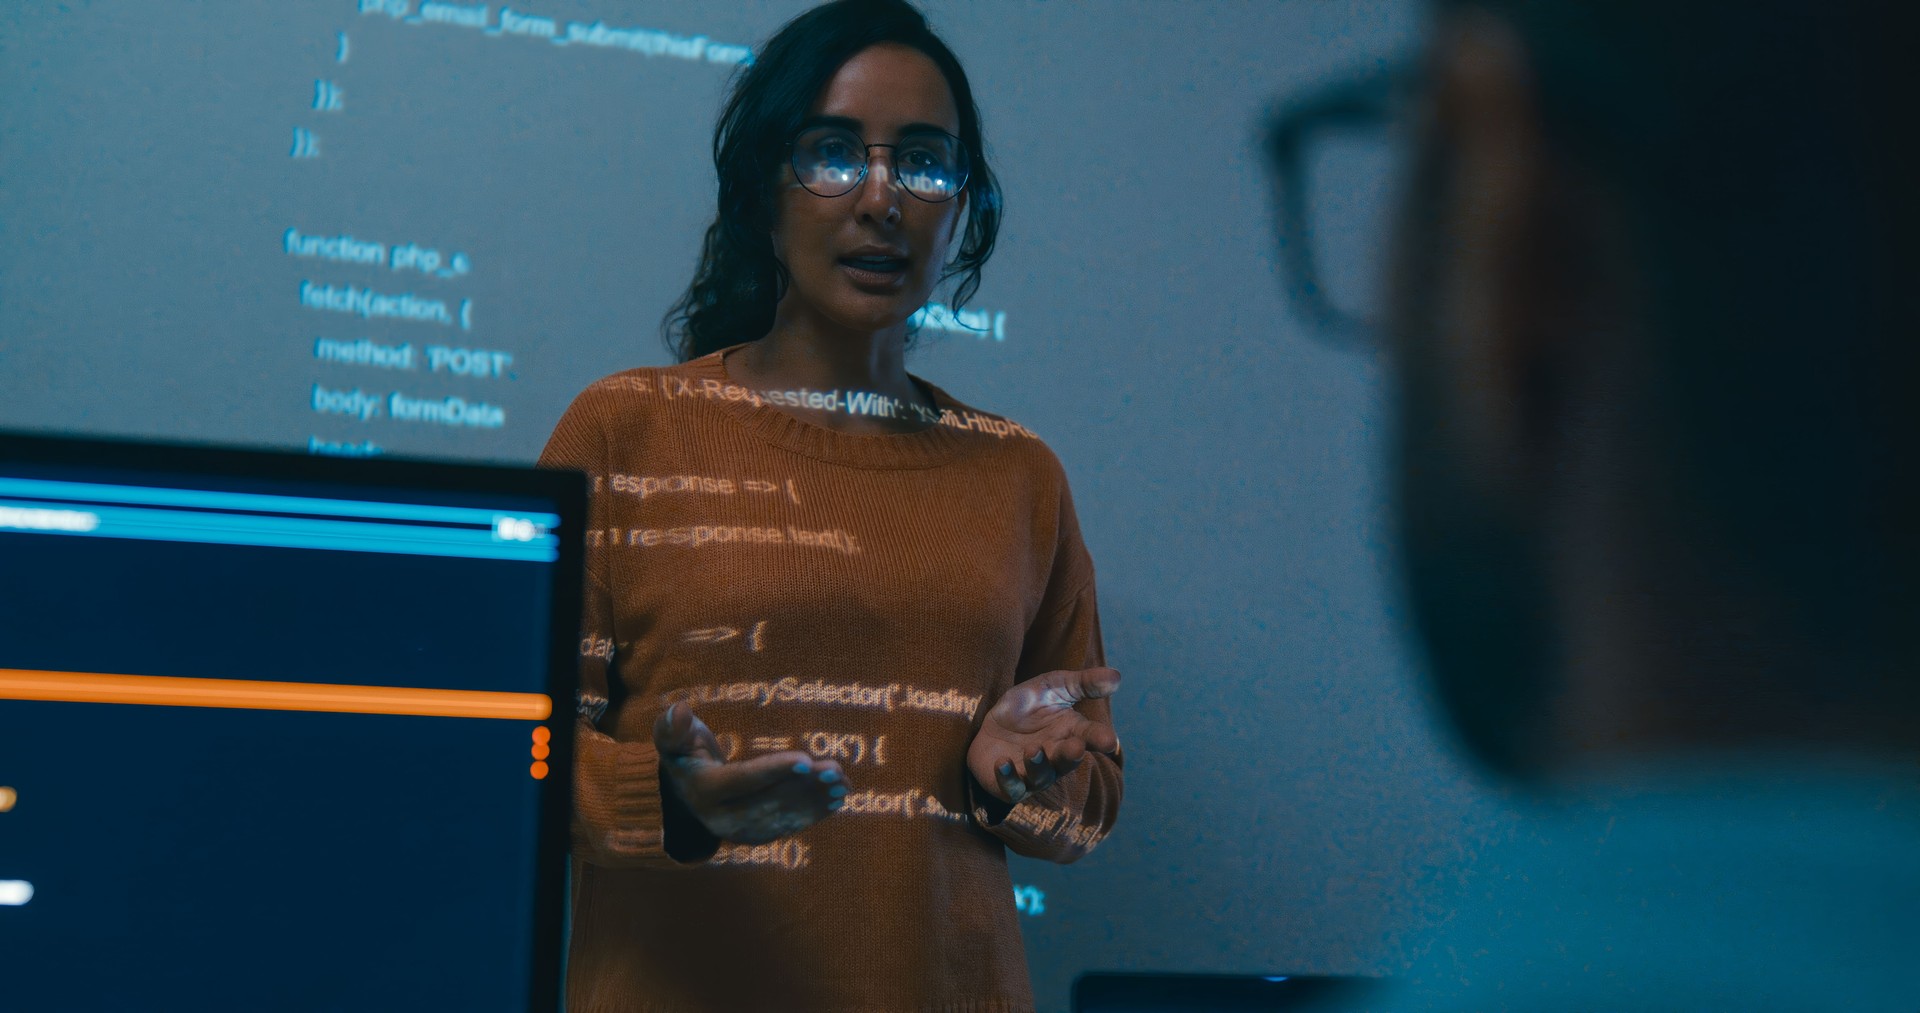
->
[0,787,15,813]
[530,761,549,780]
[532,725,551,744]
[531,742,550,761]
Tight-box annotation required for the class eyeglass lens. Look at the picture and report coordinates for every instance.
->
[791,126,968,202]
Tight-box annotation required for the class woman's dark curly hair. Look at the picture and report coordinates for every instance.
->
[663,0,1001,362]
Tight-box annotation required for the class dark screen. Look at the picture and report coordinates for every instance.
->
[0,450,574,1011]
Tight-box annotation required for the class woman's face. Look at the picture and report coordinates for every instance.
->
[772,43,967,336]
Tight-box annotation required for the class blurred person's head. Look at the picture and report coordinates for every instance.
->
[1389,0,1919,778]
[665,0,1001,361]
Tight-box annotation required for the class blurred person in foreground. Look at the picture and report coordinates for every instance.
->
[1276,0,1919,1008]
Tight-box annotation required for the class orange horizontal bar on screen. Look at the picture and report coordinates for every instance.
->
[0,669,552,721]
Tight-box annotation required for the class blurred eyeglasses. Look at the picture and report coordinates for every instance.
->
[1265,63,1419,339]
[789,125,971,204]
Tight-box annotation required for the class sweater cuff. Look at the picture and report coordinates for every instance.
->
[966,771,1023,828]
[578,735,719,866]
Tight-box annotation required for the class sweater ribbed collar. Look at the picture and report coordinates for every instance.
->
[685,343,975,470]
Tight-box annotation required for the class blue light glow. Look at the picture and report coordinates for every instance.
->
[0,498,556,562]
[0,477,558,528]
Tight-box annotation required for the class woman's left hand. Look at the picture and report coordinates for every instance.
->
[967,667,1121,804]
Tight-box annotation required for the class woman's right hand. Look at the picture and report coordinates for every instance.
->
[653,702,848,844]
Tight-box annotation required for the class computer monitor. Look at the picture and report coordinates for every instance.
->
[1072,972,1391,1012]
[0,433,584,1012]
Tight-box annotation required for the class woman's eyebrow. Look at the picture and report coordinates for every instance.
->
[799,114,864,132]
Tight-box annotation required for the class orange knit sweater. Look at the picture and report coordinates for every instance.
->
[537,345,1123,1013]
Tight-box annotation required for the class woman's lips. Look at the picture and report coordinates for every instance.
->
[838,256,909,290]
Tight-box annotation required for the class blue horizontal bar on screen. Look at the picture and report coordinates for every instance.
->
[0,500,557,562]
[0,477,560,529]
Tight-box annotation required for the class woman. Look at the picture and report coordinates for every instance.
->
[539,2,1123,1009]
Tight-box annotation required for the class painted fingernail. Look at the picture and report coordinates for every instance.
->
[828,784,847,798]
[818,769,840,783]
[1030,749,1047,765]
[828,799,844,810]
[997,762,1015,777]
[793,761,812,774]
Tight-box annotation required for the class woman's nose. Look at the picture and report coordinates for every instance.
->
[854,150,904,223]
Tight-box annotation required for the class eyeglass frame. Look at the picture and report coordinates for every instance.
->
[1264,61,1420,339]
[785,125,972,204]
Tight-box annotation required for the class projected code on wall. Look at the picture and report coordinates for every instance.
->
[287,3,1010,461]
[290,2,759,459]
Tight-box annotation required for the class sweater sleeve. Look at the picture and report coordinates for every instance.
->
[539,384,719,870]
[967,476,1124,864]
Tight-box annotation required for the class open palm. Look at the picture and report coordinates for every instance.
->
[967,667,1121,803]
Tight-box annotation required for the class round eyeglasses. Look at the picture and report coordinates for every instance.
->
[788,125,970,203]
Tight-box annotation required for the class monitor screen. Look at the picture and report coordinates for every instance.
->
[0,433,584,1012]
[1072,972,1390,1013]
